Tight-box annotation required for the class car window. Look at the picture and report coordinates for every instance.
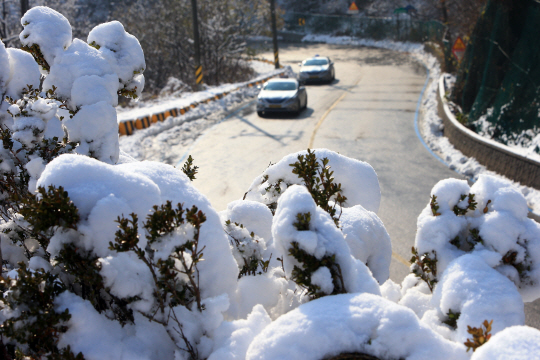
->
[263,82,297,91]
[303,58,329,66]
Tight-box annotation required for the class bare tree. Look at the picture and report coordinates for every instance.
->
[1,0,21,46]
[112,0,266,94]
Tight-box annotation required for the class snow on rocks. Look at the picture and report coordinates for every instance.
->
[245,293,467,360]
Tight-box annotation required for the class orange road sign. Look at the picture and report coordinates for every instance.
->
[349,1,358,11]
[452,37,466,62]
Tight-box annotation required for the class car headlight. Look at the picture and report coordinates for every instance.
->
[282,97,296,106]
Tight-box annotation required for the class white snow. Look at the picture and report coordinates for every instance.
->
[470,325,540,360]
[423,254,525,343]
[4,48,41,99]
[272,185,381,296]
[244,149,381,213]
[20,6,72,67]
[37,154,239,299]
[87,21,146,91]
[2,9,540,360]
[246,293,468,360]
[414,174,540,302]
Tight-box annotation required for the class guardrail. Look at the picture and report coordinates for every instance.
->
[118,60,284,136]
[437,75,540,190]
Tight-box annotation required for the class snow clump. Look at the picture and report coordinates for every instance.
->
[413,174,540,302]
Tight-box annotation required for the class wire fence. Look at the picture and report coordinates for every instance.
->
[284,12,446,43]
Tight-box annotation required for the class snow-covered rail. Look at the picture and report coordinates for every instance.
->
[438,75,540,190]
[118,61,284,136]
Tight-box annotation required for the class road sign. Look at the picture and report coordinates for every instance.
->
[452,37,466,62]
[347,1,359,14]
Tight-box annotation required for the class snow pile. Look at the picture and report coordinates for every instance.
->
[87,20,146,98]
[246,293,467,360]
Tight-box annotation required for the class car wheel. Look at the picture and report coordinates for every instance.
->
[303,97,308,110]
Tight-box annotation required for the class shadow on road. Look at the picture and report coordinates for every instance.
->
[258,107,315,120]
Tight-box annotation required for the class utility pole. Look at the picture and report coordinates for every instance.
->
[2,0,7,40]
[270,0,279,69]
[191,0,203,90]
[20,0,29,16]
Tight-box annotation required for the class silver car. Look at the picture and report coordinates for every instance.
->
[256,78,308,116]
[298,56,335,84]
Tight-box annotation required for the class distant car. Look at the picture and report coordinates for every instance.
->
[256,78,307,116]
[298,56,335,84]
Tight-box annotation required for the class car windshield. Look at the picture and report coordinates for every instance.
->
[303,58,328,66]
[263,82,297,91]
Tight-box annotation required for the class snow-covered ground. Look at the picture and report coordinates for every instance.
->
[119,34,540,218]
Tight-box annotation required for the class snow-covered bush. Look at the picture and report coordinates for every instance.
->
[18,6,145,164]
[245,293,468,360]
[410,175,540,302]
[2,6,540,360]
[470,325,540,360]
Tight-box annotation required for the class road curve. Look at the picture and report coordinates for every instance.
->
[185,42,540,328]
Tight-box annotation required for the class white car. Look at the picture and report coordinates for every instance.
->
[298,56,335,84]
[256,78,308,116]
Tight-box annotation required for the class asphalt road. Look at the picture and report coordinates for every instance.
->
[186,42,540,328]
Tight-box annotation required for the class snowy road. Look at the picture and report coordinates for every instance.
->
[146,42,540,329]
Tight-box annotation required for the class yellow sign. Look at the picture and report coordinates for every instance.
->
[349,1,359,11]
[298,17,305,26]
